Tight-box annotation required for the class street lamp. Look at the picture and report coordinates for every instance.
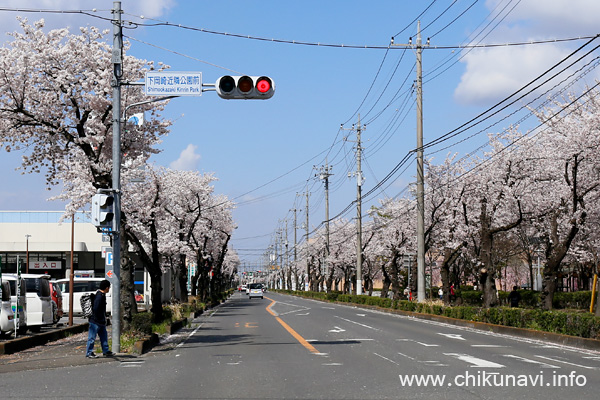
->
[25,234,31,273]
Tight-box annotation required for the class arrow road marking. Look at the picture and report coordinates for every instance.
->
[329,326,346,333]
[444,353,505,368]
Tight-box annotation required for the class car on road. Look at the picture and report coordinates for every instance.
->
[248,283,264,299]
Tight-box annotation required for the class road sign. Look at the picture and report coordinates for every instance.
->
[144,71,202,96]
[104,247,117,282]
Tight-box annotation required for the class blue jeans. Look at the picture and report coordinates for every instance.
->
[86,321,109,355]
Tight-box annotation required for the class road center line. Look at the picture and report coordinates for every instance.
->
[266,297,319,354]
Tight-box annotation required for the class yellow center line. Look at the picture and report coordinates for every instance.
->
[265,296,319,354]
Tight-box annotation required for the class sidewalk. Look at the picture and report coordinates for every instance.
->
[0,313,208,374]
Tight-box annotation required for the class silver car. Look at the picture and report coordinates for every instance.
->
[248,283,263,299]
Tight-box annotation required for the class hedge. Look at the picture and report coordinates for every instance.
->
[274,290,600,340]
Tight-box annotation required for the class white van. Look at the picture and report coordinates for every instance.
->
[20,273,53,331]
[3,274,28,333]
[0,280,15,335]
[55,278,112,316]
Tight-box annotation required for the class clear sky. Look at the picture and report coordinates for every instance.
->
[0,1,599,266]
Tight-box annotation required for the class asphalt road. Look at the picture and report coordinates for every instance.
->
[2,292,599,399]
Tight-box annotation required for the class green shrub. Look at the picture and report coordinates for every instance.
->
[459,290,483,305]
[131,312,153,335]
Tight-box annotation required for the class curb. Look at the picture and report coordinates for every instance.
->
[341,302,600,351]
[131,317,189,355]
[0,323,89,355]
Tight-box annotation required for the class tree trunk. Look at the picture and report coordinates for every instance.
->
[380,265,391,299]
[178,254,189,303]
[119,231,137,331]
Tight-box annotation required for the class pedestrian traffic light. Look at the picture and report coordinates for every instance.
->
[216,75,275,99]
[91,193,114,230]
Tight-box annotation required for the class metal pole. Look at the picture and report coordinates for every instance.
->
[25,234,31,273]
[416,21,426,303]
[111,1,122,354]
[356,115,363,295]
[305,189,310,291]
[69,216,75,326]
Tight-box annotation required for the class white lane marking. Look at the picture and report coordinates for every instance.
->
[438,333,465,341]
[471,344,507,348]
[375,352,399,365]
[444,353,505,368]
[503,354,560,368]
[535,355,599,370]
[422,360,449,366]
[294,298,600,357]
[415,341,439,347]
[335,316,380,331]
[329,326,346,333]
[314,353,329,356]
[177,307,219,348]
[396,339,411,341]
[120,361,145,368]
[583,356,600,360]
[323,363,343,366]
[322,307,336,309]
[357,314,366,317]
[398,352,416,361]
[296,312,310,316]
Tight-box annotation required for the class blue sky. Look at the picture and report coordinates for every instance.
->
[1,1,599,266]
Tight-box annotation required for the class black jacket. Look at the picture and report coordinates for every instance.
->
[90,290,107,326]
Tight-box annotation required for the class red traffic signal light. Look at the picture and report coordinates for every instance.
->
[216,75,275,99]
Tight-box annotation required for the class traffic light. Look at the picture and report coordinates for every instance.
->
[216,75,275,99]
[91,193,114,230]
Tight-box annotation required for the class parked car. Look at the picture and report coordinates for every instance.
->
[248,283,264,299]
[48,281,64,324]
[0,280,15,335]
[2,275,27,333]
[20,273,54,331]
[55,278,112,316]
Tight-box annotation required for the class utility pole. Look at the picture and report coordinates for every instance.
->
[291,207,298,290]
[316,161,333,292]
[343,116,365,295]
[391,22,428,302]
[304,189,310,291]
[284,219,290,290]
[111,1,122,353]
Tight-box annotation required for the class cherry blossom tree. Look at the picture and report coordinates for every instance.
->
[526,91,600,309]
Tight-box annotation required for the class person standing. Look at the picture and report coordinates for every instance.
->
[86,279,114,358]
[508,285,521,308]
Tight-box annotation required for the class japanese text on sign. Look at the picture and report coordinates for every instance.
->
[144,71,202,96]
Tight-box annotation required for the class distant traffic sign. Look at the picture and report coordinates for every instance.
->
[145,71,202,96]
